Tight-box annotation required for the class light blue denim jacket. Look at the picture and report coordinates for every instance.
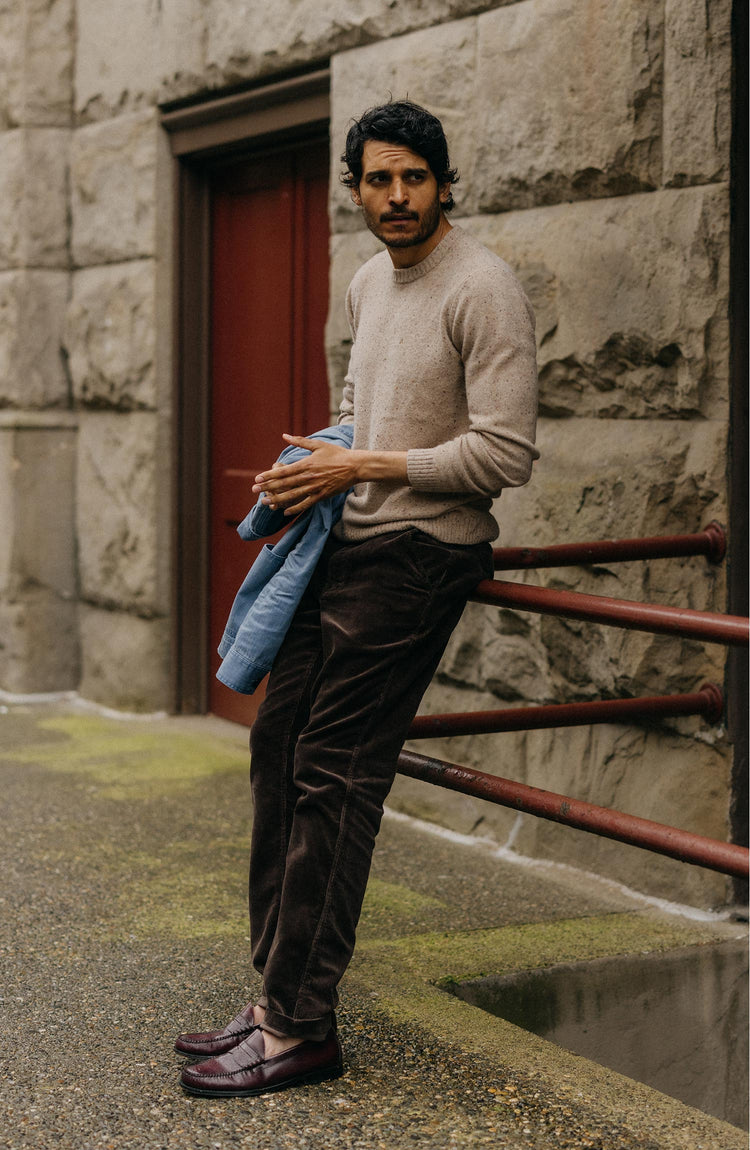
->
[216,424,354,694]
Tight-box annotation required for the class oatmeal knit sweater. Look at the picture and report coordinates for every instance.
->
[335,224,539,545]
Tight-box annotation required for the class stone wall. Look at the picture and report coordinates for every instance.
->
[0,0,736,903]
[325,0,734,907]
[0,0,78,692]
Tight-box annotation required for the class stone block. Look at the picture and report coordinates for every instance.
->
[326,230,381,408]
[465,185,730,421]
[65,260,156,410]
[0,414,79,693]
[74,0,204,120]
[0,415,78,596]
[70,111,157,264]
[0,0,74,129]
[0,128,69,269]
[475,0,663,211]
[76,411,162,614]
[0,588,79,692]
[78,604,170,711]
[663,0,732,186]
[496,416,727,694]
[514,723,731,907]
[0,269,70,406]
[330,18,480,228]
[0,0,23,130]
[207,0,500,102]
[502,415,727,569]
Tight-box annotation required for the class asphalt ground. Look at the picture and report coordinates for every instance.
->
[0,698,746,1150]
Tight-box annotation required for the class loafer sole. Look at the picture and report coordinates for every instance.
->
[180,1059,344,1098]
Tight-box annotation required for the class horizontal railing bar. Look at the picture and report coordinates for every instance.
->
[397,749,749,879]
[492,521,726,570]
[471,579,749,646]
[408,684,723,739]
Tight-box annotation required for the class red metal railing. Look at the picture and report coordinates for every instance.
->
[397,748,749,880]
[408,683,724,739]
[492,521,727,570]
[397,524,750,880]
[471,579,749,646]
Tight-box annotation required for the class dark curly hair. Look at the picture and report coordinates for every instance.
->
[341,99,459,212]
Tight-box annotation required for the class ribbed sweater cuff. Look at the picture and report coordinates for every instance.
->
[406,449,443,491]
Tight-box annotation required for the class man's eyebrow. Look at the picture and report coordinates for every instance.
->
[364,165,430,179]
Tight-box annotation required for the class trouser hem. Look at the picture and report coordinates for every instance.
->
[261,1005,334,1042]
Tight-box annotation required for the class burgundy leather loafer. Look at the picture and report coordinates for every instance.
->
[174,1002,258,1059]
[180,1028,343,1097]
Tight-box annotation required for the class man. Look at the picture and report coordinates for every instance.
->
[177,99,539,1098]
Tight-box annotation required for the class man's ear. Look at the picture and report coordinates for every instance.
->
[439,182,451,205]
[350,186,362,207]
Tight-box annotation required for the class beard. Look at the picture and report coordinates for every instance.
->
[363,192,443,250]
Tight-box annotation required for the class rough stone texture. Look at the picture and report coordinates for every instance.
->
[432,416,729,708]
[474,0,663,211]
[205,0,513,108]
[0,269,70,407]
[0,418,79,692]
[70,111,158,266]
[0,128,69,268]
[663,0,732,187]
[465,186,730,422]
[330,18,481,228]
[76,411,163,615]
[0,0,74,129]
[78,604,171,711]
[74,0,206,120]
[64,260,156,410]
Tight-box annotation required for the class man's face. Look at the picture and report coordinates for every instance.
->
[351,140,451,266]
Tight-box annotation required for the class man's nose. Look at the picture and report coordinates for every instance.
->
[389,180,409,205]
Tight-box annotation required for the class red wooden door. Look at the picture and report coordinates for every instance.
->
[208,142,330,724]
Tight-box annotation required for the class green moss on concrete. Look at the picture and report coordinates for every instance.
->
[359,912,720,987]
[120,847,249,940]
[5,714,248,799]
[347,914,748,1150]
[359,878,449,937]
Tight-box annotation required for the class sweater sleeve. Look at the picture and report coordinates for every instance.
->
[406,263,539,496]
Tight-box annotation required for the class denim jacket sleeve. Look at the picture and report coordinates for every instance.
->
[215,424,354,694]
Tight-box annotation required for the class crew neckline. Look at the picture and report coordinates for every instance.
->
[390,225,464,283]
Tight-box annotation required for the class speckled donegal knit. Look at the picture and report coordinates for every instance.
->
[335,224,539,545]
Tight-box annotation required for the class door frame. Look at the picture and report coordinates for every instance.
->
[162,69,330,714]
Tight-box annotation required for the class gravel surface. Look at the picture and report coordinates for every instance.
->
[0,703,743,1149]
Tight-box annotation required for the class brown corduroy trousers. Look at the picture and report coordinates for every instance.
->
[248,527,492,1039]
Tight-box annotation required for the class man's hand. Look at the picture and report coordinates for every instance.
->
[253,434,408,517]
[252,435,360,517]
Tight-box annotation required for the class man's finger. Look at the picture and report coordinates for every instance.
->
[281,433,323,451]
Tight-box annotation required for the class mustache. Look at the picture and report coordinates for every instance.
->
[379,211,419,222]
